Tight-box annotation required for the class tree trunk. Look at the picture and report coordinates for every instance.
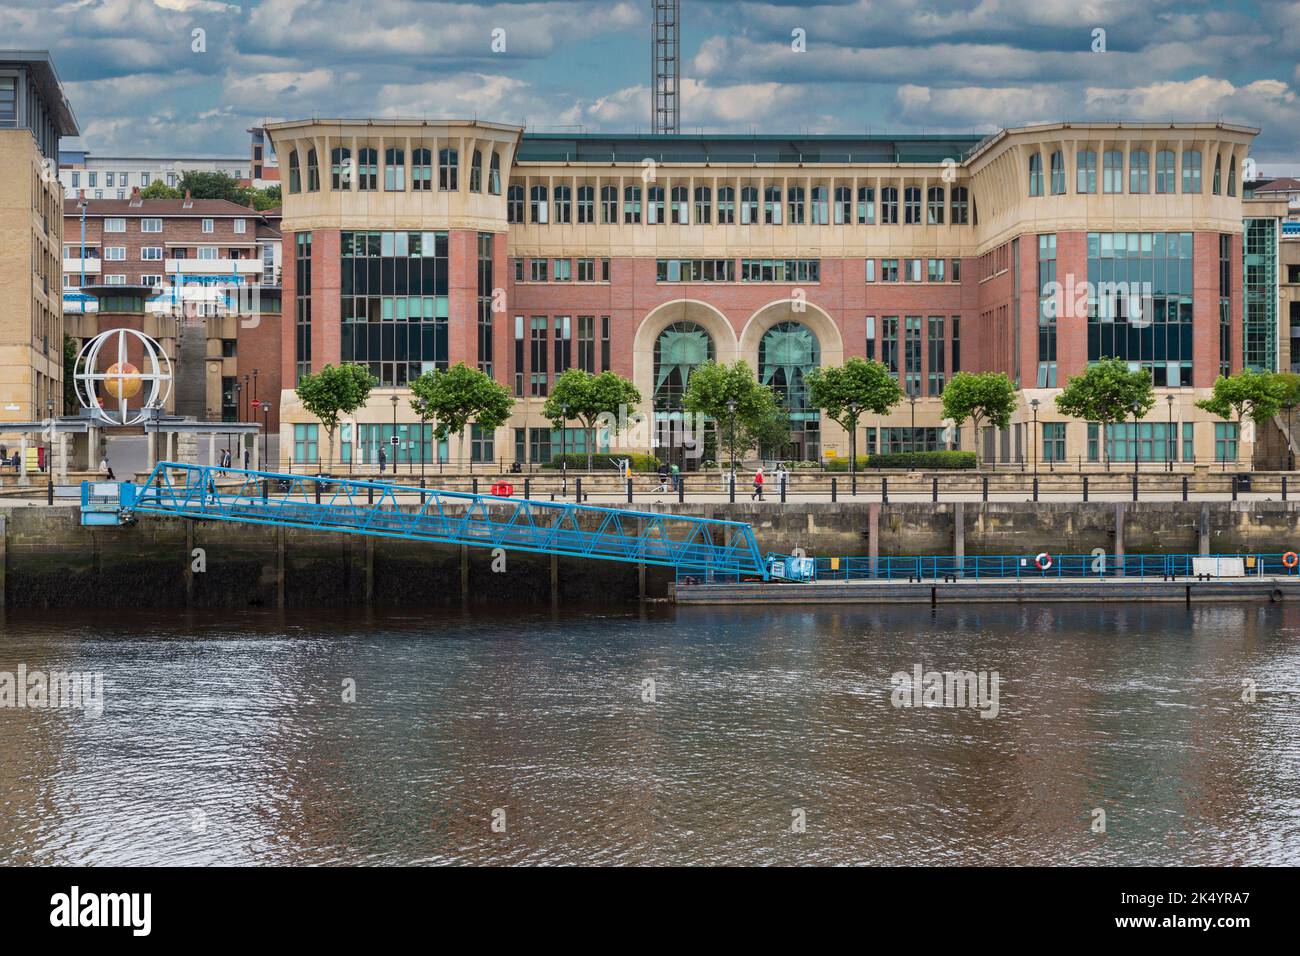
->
[586,420,594,472]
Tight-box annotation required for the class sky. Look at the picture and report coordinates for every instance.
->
[6,0,1300,171]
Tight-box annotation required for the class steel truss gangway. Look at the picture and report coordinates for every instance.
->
[101,462,768,579]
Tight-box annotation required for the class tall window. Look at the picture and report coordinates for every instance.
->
[1103,150,1123,193]
[653,322,714,411]
[288,150,301,193]
[1155,149,1176,194]
[577,185,595,223]
[530,316,548,396]
[927,186,945,224]
[950,187,969,225]
[763,186,782,225]
[858,186,875,224]
[1028,152,1043,196]
[1049,150,1065,194]
[412,148,432,190]
[488,153,501,194]
[834,186,851,224]
[671,185,689,224]
[1182,149,1202,193]
[507,185,524,223]
[1076,149,1097,193]
[927,315,946,395]
[1228,157,1237,196]
[810,186,828,225]
[470,150,482,192]
[1212,155,1222,195]
[903,316,922,396]
[356,147,378,190]
[477,233,494,375]
[740,186,758,224]
[647,185,665,224]
[623,185,642,223]
[1037,234,1057,387]
[554,185,571,224]
[881,186,898,224]
[904,186,921,224]
[294,232,312,380]
[306,148,319,191]
[330,147,351,190]
[384,148,405,191]
[787,186,805,225]
[438,148,457,190]
[1129,149,1149,193]
[694,186,712,224]
[718,186,735,224]
[601,185,617,223]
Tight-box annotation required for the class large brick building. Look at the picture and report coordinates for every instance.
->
[268,118,1283,470]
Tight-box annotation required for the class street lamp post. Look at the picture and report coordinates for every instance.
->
[1289,403,1295,471]
[262,403,271,468]
[1167,394,1175,473]
[45,398,55,484]
[1030,398,1040,478]
[848,400,860,495]
[1131,401,1141,478]
[243,373,250,422]
[390,394,398,476]
[560,403,569,481]
[726,399,737,475]
[908,395,917,456]
[233,381,242,423]
[252,368,258,407]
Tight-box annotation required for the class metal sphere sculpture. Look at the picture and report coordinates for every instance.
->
[74,328,173,426]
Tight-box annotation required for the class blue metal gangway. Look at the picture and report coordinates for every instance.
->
[118,462,768,579]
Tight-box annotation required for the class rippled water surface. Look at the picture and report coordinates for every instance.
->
[1,603,1298,865]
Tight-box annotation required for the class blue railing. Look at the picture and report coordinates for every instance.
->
[127,462,769,578]
[678,552,1299,585]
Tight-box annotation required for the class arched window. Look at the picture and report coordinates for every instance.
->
[1103,150,1123,193]
[306,148,319,191]
[787,186,805,225]
[950,187,969,225]
[1129,149,1149,193]
[1182,149,1202,193]
[412,148,432,191]
[488,153,501,194]
[693,186,711,224]
[287,150,301,193]
[553,185,571,223]
[904,186,922,224]
[834,186,851,224]
[740,186,758,224]
[717,186,735,224]
[647,185,664,224]
[356,147,378,190]
[810,186,828,225]
[506,184,524,223]
[927,186,945,224]
[384,148,405,191]
[880,186,898,224]
[1155,149,1176,194]
[858,186,875,224]
[1028,152,1043,196]
[438,148,458,190]
[1212,154,1222,195]
[330,146,351,190]
[623,185,642,223]
[1049,150,1065,194]
[654,321,715,411]
[529,185,548,224]
[671,185,689,224]
[764,185,782,225]
[577,185,594,223]
[470,150,482,192]
[760,321,822,458]
[1076,149,1097,193]
[600,185,617,223]
[1228,156,1237,196]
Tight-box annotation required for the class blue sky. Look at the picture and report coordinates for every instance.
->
[6,0,1299,170]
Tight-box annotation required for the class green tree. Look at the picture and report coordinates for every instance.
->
[1055,358,1155,470]
[139,180,182,200]
[740,402,791,459]
[807,357,902,463]
[682,360,783,468]
[940,371,1018,468]
[295,363,376,469]
[1196,369,1286,465]
[409,363,514,467]
[238,184,281,210]
[1271,372,1300,469]
[178,170,243,203]
[542,368,641,470]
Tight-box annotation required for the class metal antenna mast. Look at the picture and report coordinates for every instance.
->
[652,0,680,133]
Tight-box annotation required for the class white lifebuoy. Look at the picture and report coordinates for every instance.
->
[1035,551,1053,571]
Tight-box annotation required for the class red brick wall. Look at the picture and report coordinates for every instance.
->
[238,309,282,430]
[281,229,297,386]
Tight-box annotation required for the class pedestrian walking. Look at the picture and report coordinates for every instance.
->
[655,460,671,494]
[751,466,765,501]
[670,462,681,492]
[378,446,388,474]
[243,447,249,470]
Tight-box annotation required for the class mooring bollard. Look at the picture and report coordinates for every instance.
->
[679,475,685,504]
[262,480,269,502]
[932,476,938,503]
[46,479,53,506]
[472,477,478,495]
[367,484,374,505]
[575,477,582,502]
[1231,475,1238,501]
[1032,477,1038,502]
[881,476,888,504]
[1132,474,1139,502]
[729,472,736,503]
[780,474,786,504]
[1182,475,1188,501]
[627,477,633,503]
[831,477,838,503]
[315,482,321,505]
[1284,475,1289,502]
[524,477,530,499]
[1083,475,1089,502]
[981,475,988,503]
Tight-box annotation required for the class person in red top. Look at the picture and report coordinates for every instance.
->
[751,467,765,501]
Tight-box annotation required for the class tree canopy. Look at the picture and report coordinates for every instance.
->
[1196,369,1287,425]
[682,360,784,466]
[409,363,514,465]
[295,363,376,468]
[542,369,641,469]
[939,371,1018,467]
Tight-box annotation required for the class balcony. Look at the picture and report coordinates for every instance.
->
[165,258,263,275]
[62,258,101,273]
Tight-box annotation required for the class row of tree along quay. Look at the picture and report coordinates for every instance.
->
[287,358,1300,478]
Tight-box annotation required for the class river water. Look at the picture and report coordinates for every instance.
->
[1,603,1297,866]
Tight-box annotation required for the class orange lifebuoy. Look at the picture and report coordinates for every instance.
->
[1035,551,1053,571]
[1283,552,1298,569]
